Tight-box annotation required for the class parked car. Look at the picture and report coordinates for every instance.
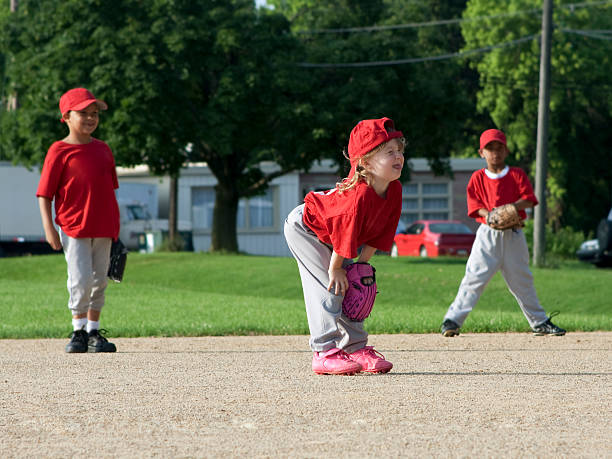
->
[576,212,612,268]
[391,220,476,257]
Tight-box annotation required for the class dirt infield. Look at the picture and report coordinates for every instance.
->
[1,332,611,458]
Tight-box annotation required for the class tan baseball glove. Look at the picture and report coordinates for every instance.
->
[486,203,523,230]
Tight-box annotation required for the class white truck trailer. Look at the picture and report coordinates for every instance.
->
[0,162,49,256]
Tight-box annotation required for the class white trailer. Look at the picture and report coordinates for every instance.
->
[0,162,48,255]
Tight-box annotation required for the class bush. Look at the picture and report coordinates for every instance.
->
[158,234,185,252]
[523,220,590,259]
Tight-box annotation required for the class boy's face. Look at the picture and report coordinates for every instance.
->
[479,141,508,171]
[63,103,100,137]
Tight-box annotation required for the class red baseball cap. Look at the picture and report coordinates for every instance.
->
[59,88,108,122]
[479,129,506,149]
[348,117,403,162]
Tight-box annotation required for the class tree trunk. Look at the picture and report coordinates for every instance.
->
[168,174,178,245]
[211,182,239,253]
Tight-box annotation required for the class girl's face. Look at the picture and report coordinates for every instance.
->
[363,138,405,189]
[64,103,100,138]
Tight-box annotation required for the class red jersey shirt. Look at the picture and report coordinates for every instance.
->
[467,166,538,224]
[36,138,120,239]
[303,180,402,259]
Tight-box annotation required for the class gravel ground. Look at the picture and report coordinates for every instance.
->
[1,332,611,458]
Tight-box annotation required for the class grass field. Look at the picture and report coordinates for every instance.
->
[1,252,611,338]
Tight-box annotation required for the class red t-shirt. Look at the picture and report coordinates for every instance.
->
[303,180,402,259]
[467,167,538,224]
[36,138,120,239]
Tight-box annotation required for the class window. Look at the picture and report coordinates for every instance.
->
[192,187,276,231]
[192,188,215,230]
[405,223,424,235]
[239,188,275,229]
[428,222,473,234]
[400,182,450,226]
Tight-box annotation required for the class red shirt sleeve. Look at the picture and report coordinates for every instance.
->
[515,168,538,205]
[36,142,65,199]
[466,170,486,219]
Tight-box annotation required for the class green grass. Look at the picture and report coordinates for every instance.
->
[1,252,611,338]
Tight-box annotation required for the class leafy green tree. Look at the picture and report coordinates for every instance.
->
[0,0,316,252]
[461,0,612,232]
[267,0,482,178]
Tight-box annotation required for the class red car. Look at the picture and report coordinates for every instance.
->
[391,220,476,257]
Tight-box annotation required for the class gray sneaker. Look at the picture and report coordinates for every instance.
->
[441,319,460,337]
[88,329,117,353]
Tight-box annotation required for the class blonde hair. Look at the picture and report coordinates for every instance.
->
[336,137,406,193]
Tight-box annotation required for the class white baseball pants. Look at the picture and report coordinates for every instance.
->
[60,230,112,316]
[444,224,548,328]
[284,204,368,353]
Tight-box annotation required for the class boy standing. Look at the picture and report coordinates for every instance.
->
[37,88,120,353]
[440,129,565,337]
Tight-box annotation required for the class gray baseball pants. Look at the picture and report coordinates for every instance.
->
[284,204,368,353]
[444,224,548,328]
[60,230,112,316]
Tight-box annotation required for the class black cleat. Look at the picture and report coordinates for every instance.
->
[441,319,460,337]
[532,313,566,336]
[88,329,117,353]
[65,329,88,353]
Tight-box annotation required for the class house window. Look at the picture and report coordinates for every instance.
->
[400,182,450,226]
[192,187,276,231]
[237,188,275,229]
[192,188,215,230]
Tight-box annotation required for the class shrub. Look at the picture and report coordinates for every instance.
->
[523,219,590,259]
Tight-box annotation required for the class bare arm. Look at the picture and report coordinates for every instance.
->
[513,199,534,211]
[357,245,377,263]
[328,250,348,296]
[38,197,61,250]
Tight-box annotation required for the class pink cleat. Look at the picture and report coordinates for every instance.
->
[348,346,393,374]
[312,348,363,375]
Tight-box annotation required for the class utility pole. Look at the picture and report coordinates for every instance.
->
[7,0,19,111]
[533,0,553,267]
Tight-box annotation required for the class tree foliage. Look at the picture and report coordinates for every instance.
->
[462,0,612,232]
[0,0,315,252]
[267,0,482,178]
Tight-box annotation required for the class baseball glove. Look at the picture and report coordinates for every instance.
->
[487,203,523,230]
[342,262,377,322]
[108,239,128,283]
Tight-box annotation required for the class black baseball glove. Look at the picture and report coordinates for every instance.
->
[108,239,128,283]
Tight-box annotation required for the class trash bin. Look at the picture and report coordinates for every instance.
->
[137,233,147,253]
[144,230,163,253]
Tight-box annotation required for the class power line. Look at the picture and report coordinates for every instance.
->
[297,0,612,35]
[297,26,611,69]
[562,28,612,40]
[297,10,539,34]
[297,34,538,68]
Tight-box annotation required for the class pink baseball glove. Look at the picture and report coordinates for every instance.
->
[342,262,377,322]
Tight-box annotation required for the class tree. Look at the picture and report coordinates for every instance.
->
[461,0,612,232]
[0,0,318,252]
[268,0,483,178]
